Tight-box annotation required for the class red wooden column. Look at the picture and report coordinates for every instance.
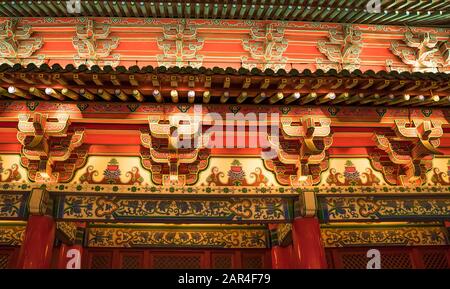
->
[269,224,292,269]
[290,192,327,269]
[291,217,327,269]
[17,214,56,269]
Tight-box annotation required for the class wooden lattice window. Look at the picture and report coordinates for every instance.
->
[211,254,233,269]
[152,255,202,269]
[88,253,113,269]
[242,254,264,269]
[121,254,143,269]
[422,251,449,269]
[0,253,10,269]
[341,252,367,269]
[381,252,413,269]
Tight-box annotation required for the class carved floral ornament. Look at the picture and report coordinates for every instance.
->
[72,19,120,67]
[242,23,288,71]
[371,119,443,186]
[388,30,450,73]
[17,113,87,183]
[317,24,363,72]
[265,117,333,186]
[0,19,44,66]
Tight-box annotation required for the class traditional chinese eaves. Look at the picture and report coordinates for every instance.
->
[1,63,449,107]
[2,1,450,27]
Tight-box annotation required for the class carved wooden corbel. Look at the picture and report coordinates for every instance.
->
[17,113,87,183]
[0,19,44,65]
[317,24,362,71]
[157,24,204,68]
[140,114,210,186]
[371,119,443,186]
[72,19,120,67]
[265,117,332,186]
[242,23,288,71]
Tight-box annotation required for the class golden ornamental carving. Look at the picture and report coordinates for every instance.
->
[265,117,332,186]
[157,24,204,68]
[17,113,87,183]
[371,119,443,186]
[140,114,210,186]
[72,19,120,67]
[242,23,288,71]
[0,19,44,65]
[317,24,362,71]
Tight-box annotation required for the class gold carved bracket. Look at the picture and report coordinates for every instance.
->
[371,119,443,186]
[72,19,120,67]
[140,114,210,186]
[0,19,44,66]
[17,112,87,183]
[317,24,362,71]
[265,117,332,186]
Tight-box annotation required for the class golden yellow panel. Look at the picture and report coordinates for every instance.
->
[71,156,152,185]
[321,158,386,186]
[197,157,278,186]
[428,157,450,186]
[0,154,27,183]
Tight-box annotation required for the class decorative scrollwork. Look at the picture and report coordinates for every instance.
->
[0,19,44,65]
[157,24,204,68]
[72,19,120,67]
[317,24,362,71]
[242,23,288,71]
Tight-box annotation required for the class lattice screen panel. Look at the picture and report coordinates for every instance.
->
[89,254,113,269]
[121,255,143,269]
[381,253,413,269]
[422,251,449,269]
[0,254,9,269]
[341,253,367,269]
[242,255,264,269]
[212,254,233,269]
[152,255,202,269]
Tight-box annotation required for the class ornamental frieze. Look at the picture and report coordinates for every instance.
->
[316,24,363,71]
[86,224,269,248]
[265,117,332,186]
[72,19,120,67]
[318,196,450,222]
[325,160,382,186]
[0,193,28,219]
[0,222,26,246]
[321,224,448,247]
[242,23,288,71]
[0,19,44,66]
[157,24,204,68]
[55,195,293,222]
[17,113,87,183]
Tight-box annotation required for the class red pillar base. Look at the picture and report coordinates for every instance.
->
[17,215,56,269]
[291,218,327,269]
